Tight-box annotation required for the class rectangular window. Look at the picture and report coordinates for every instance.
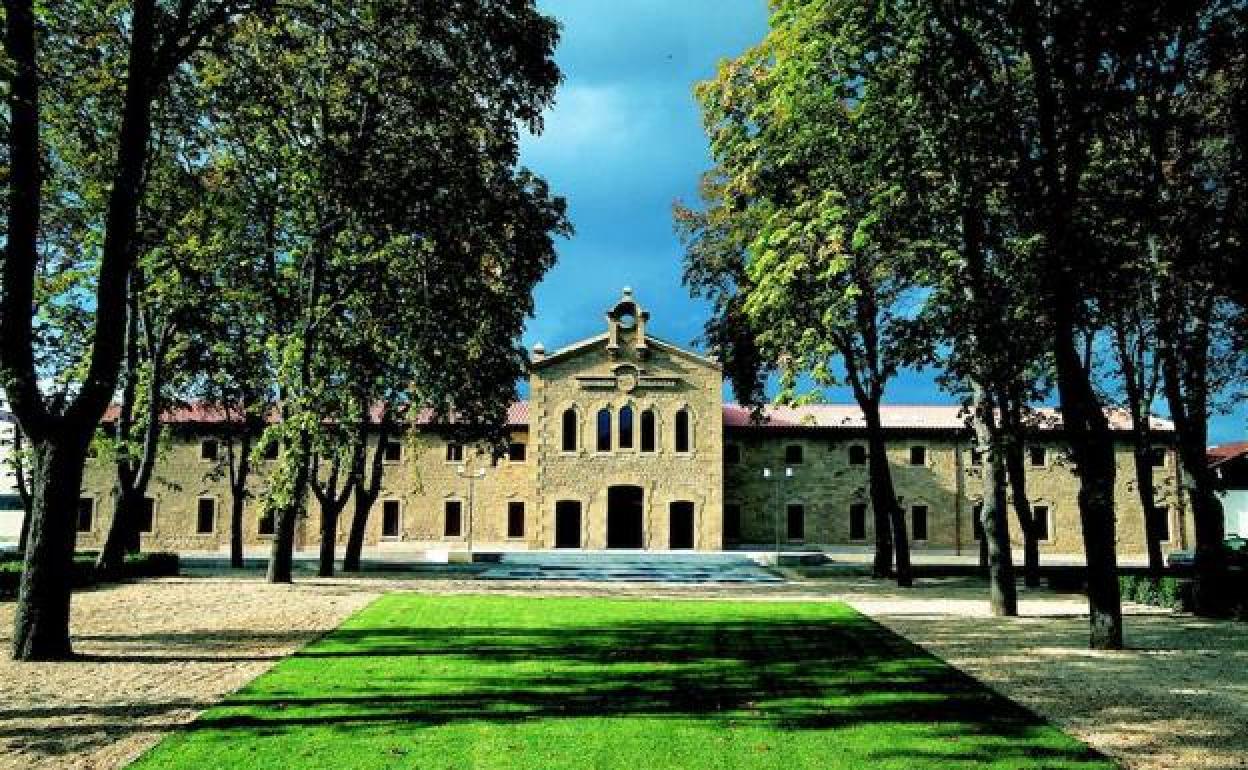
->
[445,443,463,463]
[507,501,525,538]
[77,498,94,533]
[674,409,691,453]
[508,442,527,462]
[849,445,867,465]
[200,439,218,461]
[382,500,401,538]
[909,445,926,466]
[1033,504,1050,541]
[263,441,280,460]
[723,503,741,542]
[784,444,803,465]
[444,500,463,537]
[619,407,634,449]
[724,443,741,465]
[640,410,656,453]
[196,498,216,534]
[969,448,983,466]
[972,504,984,540]
[258,510,275,536]
[597,409,612,452]
[1149,447,1167,468]
[383,440,402,463]
[1151,505,1171,542]
[138,497,155,533]
[1029,446,1047,467]
[786,503,805,541]
[562,409,578,452]
[850,503,867,541]
[911,505,928,541]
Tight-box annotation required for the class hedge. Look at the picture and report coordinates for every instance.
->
[0,552,179,600]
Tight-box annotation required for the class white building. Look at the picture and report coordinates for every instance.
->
[0,406,23,544]
[1209,443,1248,539]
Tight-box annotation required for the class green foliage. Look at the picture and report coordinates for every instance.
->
[1118,575,1191,611]
[131,596,1112,769]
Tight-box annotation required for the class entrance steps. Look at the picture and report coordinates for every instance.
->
[478,551,785,584]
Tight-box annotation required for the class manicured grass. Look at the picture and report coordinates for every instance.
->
[132,595,1112,769]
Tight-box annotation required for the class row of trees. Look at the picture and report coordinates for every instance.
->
[1,0,568,661]
[679,0,1246,648]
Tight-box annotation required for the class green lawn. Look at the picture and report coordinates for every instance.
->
[131,595,1112,769]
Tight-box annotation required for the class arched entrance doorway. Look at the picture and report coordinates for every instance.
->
[606,485,644,549]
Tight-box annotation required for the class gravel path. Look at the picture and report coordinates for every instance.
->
[0,572,1243,770]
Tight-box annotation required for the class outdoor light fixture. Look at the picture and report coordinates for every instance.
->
[456,464,487,555]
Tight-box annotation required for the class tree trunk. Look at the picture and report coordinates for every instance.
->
[343,488,373,573]
[1054,332,1123,649]
[317,504,343,577]
[972,383,1018,616]
[344,421,390,573]
[12,436,89,660]
[229,485,246,569]
[862,404,909,586]
[267,432,311,584]
[1133,440,1165,579]
[97,487,142,579]
[1003,437,1040,589]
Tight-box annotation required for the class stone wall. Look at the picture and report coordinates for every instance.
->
[724,430,1189,558]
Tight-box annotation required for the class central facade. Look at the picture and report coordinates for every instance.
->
[527,288,724,550]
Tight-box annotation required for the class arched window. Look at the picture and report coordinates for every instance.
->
[674,408,691,453]
[619,405,634,449]
[640,409,656,453]
[597,408,612,452]
[561,408,578,452]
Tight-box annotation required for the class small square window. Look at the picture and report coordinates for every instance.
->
[382,440,402,463]
[508,442,527,463]
[445,443,463,463]
[848,445,867,465]
[382,500,401,538]
[784,444,803,465]
[138,498,155,534]
[507,501,525,538]
[200,439,218,461]
[262,441,280,460]
[258,510,275,536]
[969,448,983,466]
[444,500,463,537]
[196,498,216,534]
[1029,446,1047,467]
[724,444,741,465]
[77,498,94,533]
[909,446,926,466]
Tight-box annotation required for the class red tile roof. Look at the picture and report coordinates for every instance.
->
[102,400,1169,434]
[722,403,1172,433]
[1208,442,1248,467]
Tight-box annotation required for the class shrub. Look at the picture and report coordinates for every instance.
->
[1119,575,1193,612]
[0,551,179,601]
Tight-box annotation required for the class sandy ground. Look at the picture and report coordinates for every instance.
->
[0,572,1243,770]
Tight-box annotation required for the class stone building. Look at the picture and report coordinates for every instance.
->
[76,289,1190,559]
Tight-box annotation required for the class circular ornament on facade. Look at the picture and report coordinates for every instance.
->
[617,366,639,392]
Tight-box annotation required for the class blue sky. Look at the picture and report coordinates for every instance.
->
[518,0,1245,445]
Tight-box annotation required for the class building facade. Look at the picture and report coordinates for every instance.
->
[0,408,22,544]
[76,290,1192,559]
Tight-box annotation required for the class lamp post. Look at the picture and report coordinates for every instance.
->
[762,466,794,563]
[456,464,486,556]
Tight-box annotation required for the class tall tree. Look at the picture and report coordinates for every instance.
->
[682,2,929,586]
[1,0,272,661]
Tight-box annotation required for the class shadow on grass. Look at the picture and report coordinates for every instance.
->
[143,603,1112,769]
